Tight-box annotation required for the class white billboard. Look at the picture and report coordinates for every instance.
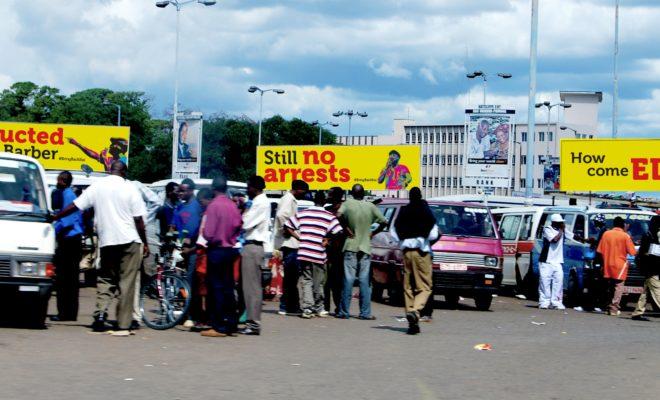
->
[172,112,202,179]
[463,106,514,188]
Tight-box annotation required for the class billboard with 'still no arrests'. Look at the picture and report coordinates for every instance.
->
[256,145,420,190]
[0,121,130,172]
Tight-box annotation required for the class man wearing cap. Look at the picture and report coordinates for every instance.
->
[537,214,577,310]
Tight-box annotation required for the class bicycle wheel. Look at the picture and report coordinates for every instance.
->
[140,273,192,330]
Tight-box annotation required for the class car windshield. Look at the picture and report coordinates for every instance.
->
[589,212,652,245]
[0,158,48,216]
[429,204,495,238]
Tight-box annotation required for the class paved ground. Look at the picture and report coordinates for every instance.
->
[1,288,659,400]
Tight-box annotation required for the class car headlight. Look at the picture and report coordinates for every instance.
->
[484,256,498,267]
[17,262,53,277]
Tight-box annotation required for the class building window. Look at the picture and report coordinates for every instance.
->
[442,133,446,143]
[521,155,527,165]
[447,156,452,165]
[460,155,464,164]
[422,155,427,165]
[422,177,427,186]
[522,132,527,142]
[405,133,410,143]
[459,177,463,186]
[423,133,428,142]
[441,155,446,165]
[511,178,515,187]
[454,155,458,164]
[454,132,459,143]
[537,178,542,188]
[434,177,439,187]
[538,155,544,164]
[548,132,553,142]
[460,132,465,143]
[521,178,526,188]
[539,132,545,142]
[435,155,440,165]
[441,177,446,186]
[453,177,458,187]
[448,133,453,143]
[512,155,516,165]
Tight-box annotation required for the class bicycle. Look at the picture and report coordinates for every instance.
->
[139,232,192,330]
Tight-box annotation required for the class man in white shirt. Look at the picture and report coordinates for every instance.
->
[239,175,270,335]
[55,161,148,336]
[538,214,575,310]
[273,180,309,315]
[468,120,491,159]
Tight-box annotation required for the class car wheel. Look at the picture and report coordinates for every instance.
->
[474,293,493,311]
[371,282,385,303]
[444,293,460,308]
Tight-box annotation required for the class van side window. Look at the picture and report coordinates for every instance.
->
[520,214,534,240]
[574,214,586,237]
[537,214,549,239]
[500,215,521,240]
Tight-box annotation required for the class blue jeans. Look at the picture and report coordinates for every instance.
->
[338,251,372,318]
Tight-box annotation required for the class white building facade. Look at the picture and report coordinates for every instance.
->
[337,91,602,198]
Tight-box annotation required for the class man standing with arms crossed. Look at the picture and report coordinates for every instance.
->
[597,216,637,316]
[55,161,148,336]
[239,175,270,335]
[337,184,387,320]
[274,180,309,315]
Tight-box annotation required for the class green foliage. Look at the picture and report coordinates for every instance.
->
[0,81,337,183]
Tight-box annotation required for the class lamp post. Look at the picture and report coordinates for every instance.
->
[514,141,523,192]
[612,0,620,138]
[535,101,571,164]
[560,125,579,138]
[102,100,121,126]
[525,0,539,198]
[332,110,367,137]
[311,121,339,145]
[466,70,512,105]
[248,86,286,146]
[157,0,216,177]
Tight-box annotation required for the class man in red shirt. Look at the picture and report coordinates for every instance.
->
[597,217,637,316]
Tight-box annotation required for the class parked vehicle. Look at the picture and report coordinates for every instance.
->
[525,206,655,307]
[0,152,54,327]
[371,199,503,311]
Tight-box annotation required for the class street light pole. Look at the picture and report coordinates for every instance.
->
[466,71,512,105]
[535,101,571,163]
[525,0,539,198]
[333,110,367,138]
[312,121,339,145]
[612,0,620,138]
[103,100,121,126]
[560,125,579,138]
[248,86,286,146]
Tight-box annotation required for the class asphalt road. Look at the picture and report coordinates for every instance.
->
[1,288,658,400]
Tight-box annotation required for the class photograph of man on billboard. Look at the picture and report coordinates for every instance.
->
[378,149,413,190]
[177,120,199,162]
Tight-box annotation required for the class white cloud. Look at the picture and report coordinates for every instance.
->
[419,67,437,85]
[367,59,411,79]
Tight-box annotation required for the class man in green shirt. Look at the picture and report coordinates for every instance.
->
[336,184,387,319]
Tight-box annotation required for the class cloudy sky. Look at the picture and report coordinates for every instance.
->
[1,0,659,137]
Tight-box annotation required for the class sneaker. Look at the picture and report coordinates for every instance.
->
[539,304,550,310]
[91,314,109,332]
[406,324,420,335]
[316,310,330,318]
[201,329,227,338]
[183,319,195,328]
[277,310,287,316]
[238,327,260,336]
[420,316,432,323]
[552,304,566,310]
[301,310,314,319]
[111,330,135,337]
[593,307,603,313]
[335,314,350,320]
[130,320,141,331]
[406,311,420,325]
[358,315,376,321]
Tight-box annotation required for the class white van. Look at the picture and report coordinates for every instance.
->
[0,152,54,327]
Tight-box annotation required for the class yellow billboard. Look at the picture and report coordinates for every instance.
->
[0,121,130,172]
[560,138,660,191]
[257,145,421,190]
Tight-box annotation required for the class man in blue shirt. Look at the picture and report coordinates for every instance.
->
[173,178,203,285]
[52,171,84,321]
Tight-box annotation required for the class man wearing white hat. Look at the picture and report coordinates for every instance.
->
[537,213,575,310]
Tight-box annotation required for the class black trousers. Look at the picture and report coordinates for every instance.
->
[206,247,239,333]
[54,235,83,320]
[324,249,344,314]
[280,247,301,313]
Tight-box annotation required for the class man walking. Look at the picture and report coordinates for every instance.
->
[274,180,308,315]
[631,215,660,321]
[337,184,387,320]
[285,191,343,319]
[174,178,203,285]
[538,214,576,310]
[239,175,270,335]
[390,188,439,335]
[55,161,148,336]
[597,217,637,316]
[51,171,84,321]
[200,176,242,337]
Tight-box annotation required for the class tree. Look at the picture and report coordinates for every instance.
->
[0,81,65,122]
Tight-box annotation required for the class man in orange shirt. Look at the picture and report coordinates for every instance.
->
[597,217,637,316]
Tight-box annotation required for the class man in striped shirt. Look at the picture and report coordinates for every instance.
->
[285,191,343,318]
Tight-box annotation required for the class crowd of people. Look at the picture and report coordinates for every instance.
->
[48,160,659,337]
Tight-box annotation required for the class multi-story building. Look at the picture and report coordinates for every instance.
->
[337,91,602,198]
